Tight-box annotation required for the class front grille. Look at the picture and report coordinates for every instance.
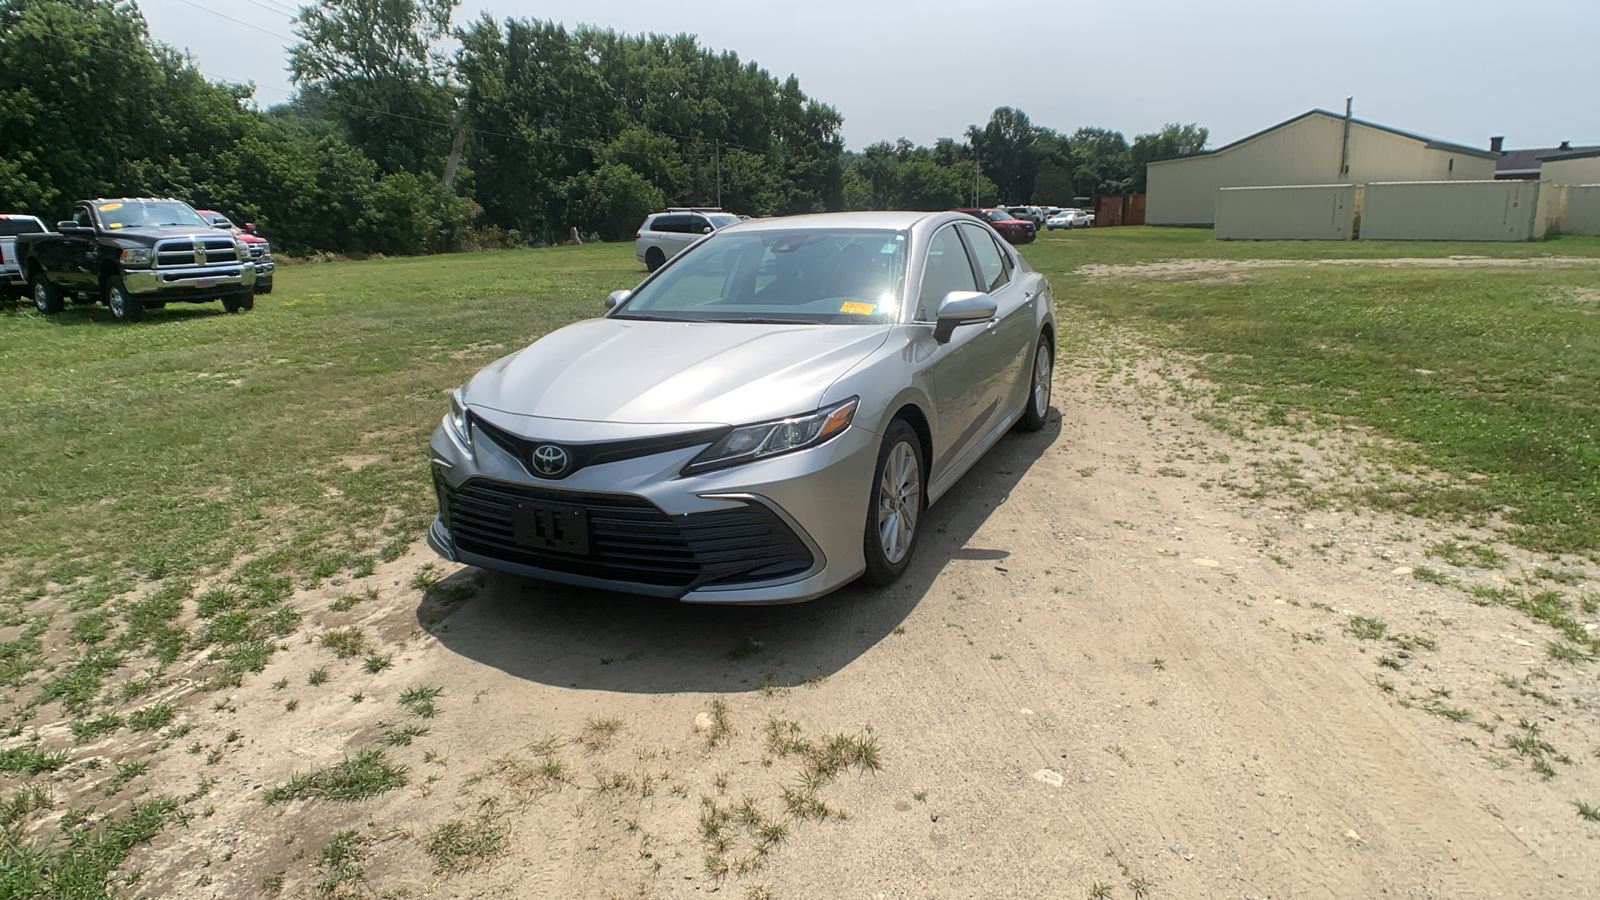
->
[154,237,239,268]
[439,478,813,591]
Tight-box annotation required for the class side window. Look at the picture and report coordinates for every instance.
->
[650,215,682,234]
[688,216,712,234]
[916,226,979,321]
[73,207,92,228]
[958,223,1010,292]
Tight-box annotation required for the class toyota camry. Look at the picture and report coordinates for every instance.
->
[427,211,1056,603]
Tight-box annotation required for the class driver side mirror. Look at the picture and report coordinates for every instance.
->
[244,223,257,233]
[57,220,88,234]
[604,289,630,310]
[933,291,996,343]
[701,226,712,234]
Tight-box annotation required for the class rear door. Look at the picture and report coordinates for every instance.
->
[957,222,1037,419]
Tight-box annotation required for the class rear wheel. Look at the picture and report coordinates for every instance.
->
[1016,333,1054,432]
[105,277,143,322]
[862,419,925,587]
[31,272,62,314]
[645,247,665,272]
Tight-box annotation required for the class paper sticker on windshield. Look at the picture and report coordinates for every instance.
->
[880,242,898,254]
[98,203,123,211]
[108,223,122,228]
[840,301,876,315]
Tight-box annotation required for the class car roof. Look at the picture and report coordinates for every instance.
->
[719,211,952,233]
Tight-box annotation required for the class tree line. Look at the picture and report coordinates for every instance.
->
[0,0,1206,256]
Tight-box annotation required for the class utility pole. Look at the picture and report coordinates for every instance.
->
[1338,96,1353,181]
[714,140,722,208]
[442,100,468,192]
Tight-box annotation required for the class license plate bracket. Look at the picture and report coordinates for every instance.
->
[194,279,217,289]
[510,501,590,555]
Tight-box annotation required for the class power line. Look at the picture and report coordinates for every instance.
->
[171,0,296,43]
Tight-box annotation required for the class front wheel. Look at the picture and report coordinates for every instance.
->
[862,420,925,587]
[222,293,253,313]
[31,273,62,314]
[105,277,143,322]
[1015,333,1054,432]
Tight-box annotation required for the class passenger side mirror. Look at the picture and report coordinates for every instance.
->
[244,222,257,233]
[56,221,84,233]
[605,289,631,310]
[701,226,712,234]
[933,291,997,343]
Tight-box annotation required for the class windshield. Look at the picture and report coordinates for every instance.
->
[707,214,740,229]
[96,200,210,230]
[615,228,909,325]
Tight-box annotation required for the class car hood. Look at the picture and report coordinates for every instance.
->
[105,226,235,243]
[466,318,891,426]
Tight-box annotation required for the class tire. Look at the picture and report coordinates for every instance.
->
[31,272,62,314]
[222,293,253,313]
[256,278,273,295]
[104,276,143,322]
[645,247,665,272]
[862,419,925,587]
[1016,332,1054,432]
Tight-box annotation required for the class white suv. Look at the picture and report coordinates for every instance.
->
[634,208,740,271]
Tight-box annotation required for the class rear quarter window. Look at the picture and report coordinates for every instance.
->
[0,218,45,237]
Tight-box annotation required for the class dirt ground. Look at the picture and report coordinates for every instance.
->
[111,316,1599,900]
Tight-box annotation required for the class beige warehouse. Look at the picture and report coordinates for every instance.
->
[1146,110,1498,226]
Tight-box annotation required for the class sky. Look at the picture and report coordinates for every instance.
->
[138,0,1600,153]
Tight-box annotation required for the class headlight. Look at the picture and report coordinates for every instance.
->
[445,388,472,450]
[235,239,250,261]
[260,242,272,260]
[683,398,858,475]
[119,247,154,267]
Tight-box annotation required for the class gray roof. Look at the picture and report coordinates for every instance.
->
[1534,146,1600,164]
[1493,144,1600,174]
[1149,109,1500,165]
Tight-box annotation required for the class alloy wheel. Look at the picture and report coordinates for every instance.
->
[1032,341,1053,419]
[876,441,922,564]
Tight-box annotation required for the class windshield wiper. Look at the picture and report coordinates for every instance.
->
[707,317,822,325]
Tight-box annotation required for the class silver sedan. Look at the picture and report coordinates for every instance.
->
[427,211,1056,603]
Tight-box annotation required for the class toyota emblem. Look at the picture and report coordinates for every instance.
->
[530,444,570,477]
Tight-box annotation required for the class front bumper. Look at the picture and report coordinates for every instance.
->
[426,414,881,604]
[124,263,255,299]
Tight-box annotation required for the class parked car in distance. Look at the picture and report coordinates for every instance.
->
[12,198,256,322]
[1004,206,1044,227]
[0,214,49,302]
[428,211,1057,603]
[195,209,274,294]
[634,208,741,271]
[1046,208,1094,230]
[955,208,1036,245]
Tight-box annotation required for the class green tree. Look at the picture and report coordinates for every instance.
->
[967,107,1038,204]
[289,0,460,175]
[1127,123,1208,192]
[560,163,664,241]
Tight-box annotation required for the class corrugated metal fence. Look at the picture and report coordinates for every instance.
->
[1215,185,1356,240]
[1360,181,1541,241]
[1209,180,1599,240]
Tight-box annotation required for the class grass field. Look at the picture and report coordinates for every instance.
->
[1,225,1598,893]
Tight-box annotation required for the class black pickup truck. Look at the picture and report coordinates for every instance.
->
[14,198,257,322]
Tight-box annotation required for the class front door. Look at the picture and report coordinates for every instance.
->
[915,224,996,482]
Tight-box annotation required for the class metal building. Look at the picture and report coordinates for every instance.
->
[1145,109,1498,226]
[1541,150,1600,186]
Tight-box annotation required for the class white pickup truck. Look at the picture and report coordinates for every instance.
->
[1,214,49,302]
